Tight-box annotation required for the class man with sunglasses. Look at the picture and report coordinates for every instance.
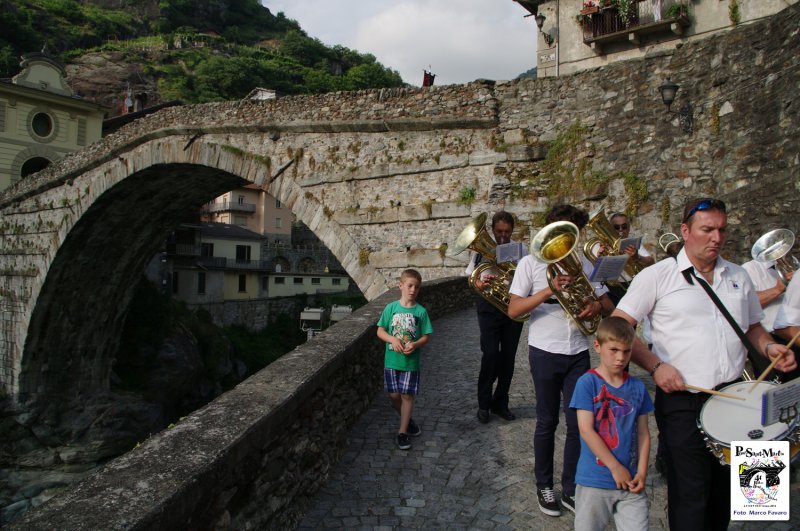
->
[601,213,655,305]
[611,198,797,531]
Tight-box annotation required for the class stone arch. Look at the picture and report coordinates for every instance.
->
[13,135,389,403]
[9,145,61,185]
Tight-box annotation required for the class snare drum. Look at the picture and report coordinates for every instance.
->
[697,381,800,465]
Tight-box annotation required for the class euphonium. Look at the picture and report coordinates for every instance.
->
[531,221,601,335]
[582,209,643,281]
[751,228,798,283]
[452,213,528,322]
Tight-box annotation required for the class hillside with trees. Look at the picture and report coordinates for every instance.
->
[0,0,405,112]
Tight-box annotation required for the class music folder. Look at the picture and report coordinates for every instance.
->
[588,255,629,283]
[496,242,526,264]
[619,236,642,253]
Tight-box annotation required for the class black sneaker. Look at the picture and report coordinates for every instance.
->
[477,409,490,423]
[537,487,561,517]
[396,433,411,450]
[407,419,421,437]
[561,493,575,514]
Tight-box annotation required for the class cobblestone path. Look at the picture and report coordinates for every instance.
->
[298,308,799,530]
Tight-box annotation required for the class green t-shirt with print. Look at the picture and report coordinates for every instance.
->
[377,300,433,372]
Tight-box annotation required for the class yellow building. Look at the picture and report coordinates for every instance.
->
[0,51,105,191]
[201,184,292,244]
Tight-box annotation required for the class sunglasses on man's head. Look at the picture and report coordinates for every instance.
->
[683,199,726,223]
[613,223,629,230]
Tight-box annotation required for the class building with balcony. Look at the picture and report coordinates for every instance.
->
[150,220,352,313]
[161,222,272,304]
[514,0,796,78]
[201,184,292,245]
[0,51,106,191]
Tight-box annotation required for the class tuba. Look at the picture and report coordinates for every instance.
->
[452,213,528,322]
[531,221,601,335]
[751,229,798,283]
[582,209,643,281]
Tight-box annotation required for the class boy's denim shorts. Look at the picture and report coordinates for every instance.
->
[384,368,419,395]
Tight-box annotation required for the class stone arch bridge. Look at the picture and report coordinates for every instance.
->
[1,3,800,409]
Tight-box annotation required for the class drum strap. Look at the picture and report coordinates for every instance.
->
[681,267,762,365]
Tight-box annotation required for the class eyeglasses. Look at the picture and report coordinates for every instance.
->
[612,223,629,230]
[683,198,727,223]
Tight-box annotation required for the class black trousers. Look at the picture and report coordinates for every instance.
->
[476,300,523,411]
[655,387,730,531]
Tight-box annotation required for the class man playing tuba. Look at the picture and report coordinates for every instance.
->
[508,204,613,517]
[464,211,524,424]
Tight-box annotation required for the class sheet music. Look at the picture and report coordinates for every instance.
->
[588,255,629,283]
[762,379,800,426]
[619,236,642,253]
[496,241,526,264]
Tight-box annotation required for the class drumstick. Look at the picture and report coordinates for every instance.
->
[749,329,800,392]
[685,384,745,401]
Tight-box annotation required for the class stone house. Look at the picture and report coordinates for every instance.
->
[514,0,797,77]
[0,52,106,191]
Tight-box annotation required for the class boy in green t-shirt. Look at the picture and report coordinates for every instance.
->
[377,268,433,450]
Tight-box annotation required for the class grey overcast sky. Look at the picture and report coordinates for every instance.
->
[261,0,538,86]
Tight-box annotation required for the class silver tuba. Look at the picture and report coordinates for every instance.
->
[531,221,601,335]
[452,213,528,322]
[658,233,682,259]
[751,228,798,283]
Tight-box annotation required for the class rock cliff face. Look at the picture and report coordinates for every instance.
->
[65,51,162,118]
[0,323,244,525]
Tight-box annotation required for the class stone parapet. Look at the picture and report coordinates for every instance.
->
[7,277,473,529]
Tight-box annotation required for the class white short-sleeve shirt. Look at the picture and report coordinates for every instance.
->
[510,254,608,355]
[741,259,783,332]
[774,277,800,329]
[617,248,764,390]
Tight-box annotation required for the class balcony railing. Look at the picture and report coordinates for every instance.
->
[168,243,201,256]
[196,256,272,271]
[202,201,257,214]
[581,0,690,52]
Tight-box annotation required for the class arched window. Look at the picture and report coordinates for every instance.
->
[20,157,51,178]
[299,257,315,272]
[273,256,290,273]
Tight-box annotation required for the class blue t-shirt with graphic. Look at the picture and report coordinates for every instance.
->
[569,369,654,489]
[377,300,432,372]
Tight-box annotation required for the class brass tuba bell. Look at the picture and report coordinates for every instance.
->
[751,228,798,283]
[531,221,601,335]
[582,209,643,281]
[452,213,528,322]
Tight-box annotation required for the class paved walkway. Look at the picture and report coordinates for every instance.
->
[298,308,800,530]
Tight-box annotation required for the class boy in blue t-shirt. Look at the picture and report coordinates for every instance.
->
[377,268,433,451]
[569,316,654,530]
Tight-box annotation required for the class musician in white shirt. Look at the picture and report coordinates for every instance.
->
[611,198,795,531]
[508,204,612,517]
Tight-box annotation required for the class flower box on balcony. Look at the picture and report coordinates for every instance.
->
[580,6,599,15]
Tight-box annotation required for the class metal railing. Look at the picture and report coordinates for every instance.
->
[195,256,271,270]
[581,0,687,41]
[202,201,257,214]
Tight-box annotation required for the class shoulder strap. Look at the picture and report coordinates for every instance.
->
[681,267,762,364]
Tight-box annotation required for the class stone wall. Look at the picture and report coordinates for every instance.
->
[7,277,473,529]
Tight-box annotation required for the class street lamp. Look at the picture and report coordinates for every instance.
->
[659,78,693,133]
